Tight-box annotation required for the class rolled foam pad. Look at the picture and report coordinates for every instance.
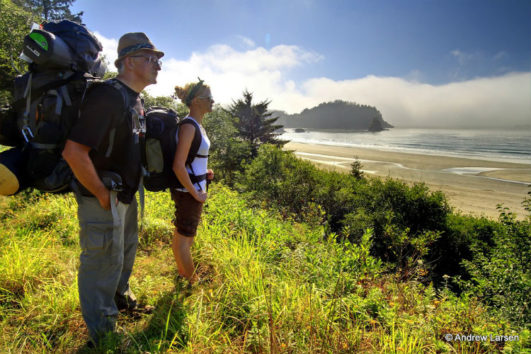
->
[0,147,27,195]
[0,163,19,195]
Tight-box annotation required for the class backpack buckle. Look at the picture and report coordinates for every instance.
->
[21,125,34,142]
[131,108,146,144]
[99,171,124,192]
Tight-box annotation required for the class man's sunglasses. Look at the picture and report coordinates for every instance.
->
[130,55,162,67]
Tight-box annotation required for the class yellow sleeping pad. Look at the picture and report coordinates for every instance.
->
[0,163,20,196]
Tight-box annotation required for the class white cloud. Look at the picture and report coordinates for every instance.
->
[149,43,323,106]
[299,73,531,128]
[94,31,118,68]
[95,33,530,128]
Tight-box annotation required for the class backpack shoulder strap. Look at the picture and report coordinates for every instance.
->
[103,78,131,108]
[179,118,203,166]
[85,78,134,158]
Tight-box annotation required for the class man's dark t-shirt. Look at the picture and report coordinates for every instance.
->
[68,81,142,204]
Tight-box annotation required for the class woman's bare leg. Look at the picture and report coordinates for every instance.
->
[171,229,197,282]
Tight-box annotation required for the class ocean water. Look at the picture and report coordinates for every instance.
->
[281,128,531,164]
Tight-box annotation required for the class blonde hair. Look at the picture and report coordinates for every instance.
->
[174,80,210,107]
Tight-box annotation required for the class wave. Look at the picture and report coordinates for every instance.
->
[281,128,531,164]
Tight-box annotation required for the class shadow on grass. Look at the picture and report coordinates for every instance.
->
[130,281,190,352]
[74,281,189,353]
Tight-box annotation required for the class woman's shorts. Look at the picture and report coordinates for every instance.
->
[170,189,203,237]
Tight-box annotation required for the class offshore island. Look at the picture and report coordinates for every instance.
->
[277,100,530,219]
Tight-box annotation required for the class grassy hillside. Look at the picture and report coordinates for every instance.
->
[0,185,528,353]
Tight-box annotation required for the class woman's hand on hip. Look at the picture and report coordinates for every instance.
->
[194,190,208,203]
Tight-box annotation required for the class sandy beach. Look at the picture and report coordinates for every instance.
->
[284,142,531,220]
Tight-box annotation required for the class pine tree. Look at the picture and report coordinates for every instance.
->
[227,90,286,156]
[12,0,83,23]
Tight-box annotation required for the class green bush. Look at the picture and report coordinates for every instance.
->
[237,145,319,215]
[202,108,253,185]
[431,214,500,283]
[237,145,451,276]
[340,179,449,270]
[460,206,531,327]
[217,144,531,330]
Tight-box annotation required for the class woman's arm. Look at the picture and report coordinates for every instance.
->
[172,123,207,202]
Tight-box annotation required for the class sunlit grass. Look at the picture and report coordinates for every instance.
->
[0,184,527,352]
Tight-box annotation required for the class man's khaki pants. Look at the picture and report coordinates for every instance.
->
[75,193,138,343]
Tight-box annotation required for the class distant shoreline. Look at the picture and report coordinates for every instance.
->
[280,128,531,165]
[284,141,530,219]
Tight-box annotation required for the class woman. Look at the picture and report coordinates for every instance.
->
[172,79,214,284]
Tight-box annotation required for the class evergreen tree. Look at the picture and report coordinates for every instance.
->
[202,107,253,185]
[368,116,384,132]
[0,0,39,104]
[227,90,286,156]
[12,0,83,23]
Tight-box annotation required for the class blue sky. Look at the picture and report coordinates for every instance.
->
[71,0,531,128]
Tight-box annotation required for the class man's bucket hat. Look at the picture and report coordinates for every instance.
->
[114,32,164,68]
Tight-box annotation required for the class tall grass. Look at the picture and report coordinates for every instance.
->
[0,185,528,352]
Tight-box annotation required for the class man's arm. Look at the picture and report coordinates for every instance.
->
[63,139,112,210]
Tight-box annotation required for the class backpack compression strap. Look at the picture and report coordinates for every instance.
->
[19,71,84,143]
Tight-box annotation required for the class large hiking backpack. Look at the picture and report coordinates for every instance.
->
[22,20,105,75]
[142,107,206,192]
[0,20,105,195]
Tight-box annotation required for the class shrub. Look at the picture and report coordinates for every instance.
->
[460,206,531,327]
[203,108,254,185]
[431,214,500,283]
[238,145,451,276]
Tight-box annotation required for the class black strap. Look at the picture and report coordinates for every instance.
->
[179,118,203,166]
[101,79,142,159]
[190,173,207,184]
[13,71,86,109]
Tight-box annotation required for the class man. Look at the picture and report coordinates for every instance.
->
[62,32,163,345]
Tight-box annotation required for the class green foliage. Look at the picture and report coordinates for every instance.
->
[0,185,527,352]
[102,70,117,80]
[237,145,322,218]
[461,206,531,327]
[232,142,531,333]
[227,90,287,156]
[350,157,364,179]
[235,143,531,332]
[237,145,450,277]
[433,214,500,283]
[0,0,81,104]
[12,0,83,22]
[0,0,37,104]
[522,186,531,215]
[202,107,253,185]
[142,91,185,115]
